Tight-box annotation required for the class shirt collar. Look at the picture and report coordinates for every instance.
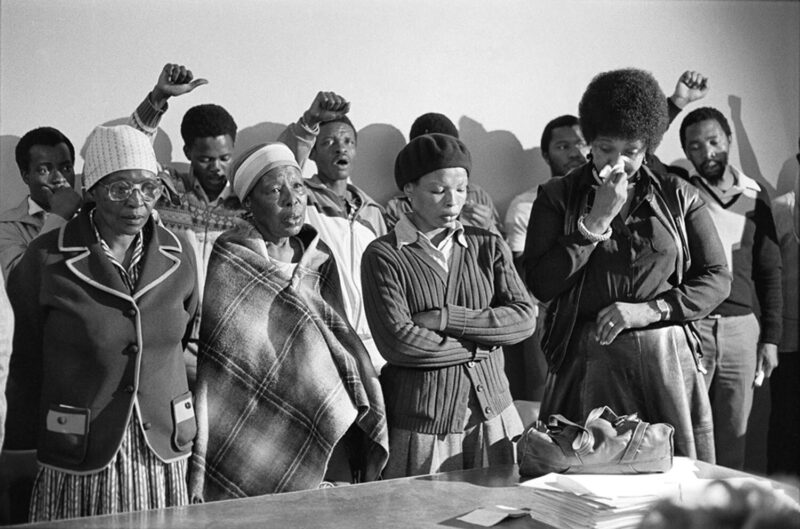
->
[692,164,760,198]
[27,196,46,217]
[395,213,467,250]
[188,166,235,204]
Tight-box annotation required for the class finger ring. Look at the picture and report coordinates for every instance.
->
[607,321,615,327]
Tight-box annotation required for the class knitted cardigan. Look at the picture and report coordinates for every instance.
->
[189,224,388,501]
[361,226,535,434]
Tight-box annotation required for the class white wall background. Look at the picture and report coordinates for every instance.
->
[1,0,798,218]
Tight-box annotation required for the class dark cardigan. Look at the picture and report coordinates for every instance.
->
[361,226,535,434]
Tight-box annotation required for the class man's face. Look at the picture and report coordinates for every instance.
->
[310,121,356,183]
[544,125,588,177]
[683,119,731,185]
[183,134,234,198]
[22,143,75,210]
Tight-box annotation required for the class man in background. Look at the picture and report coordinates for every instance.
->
[281,93,386,370]
[384,112,503,234]
[505,114,587,267]
[679,106,782,470]
[0,127,81,281]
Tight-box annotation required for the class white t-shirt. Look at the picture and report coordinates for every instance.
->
[504,187,538,253]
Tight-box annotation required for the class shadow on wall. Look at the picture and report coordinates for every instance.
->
[667,95,800,197]
[776,156,800,196]
[729,94,800,196]
[236,122,291,156]
[349,118,547,217]
[351,124,407,207]
[1,116,551,220]
[728,95,773,196]
[459,116,547,217]
[0,135,26,213]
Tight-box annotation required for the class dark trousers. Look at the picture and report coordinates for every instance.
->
[767,353,800,477]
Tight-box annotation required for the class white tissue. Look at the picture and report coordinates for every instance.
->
[598,159,625,181]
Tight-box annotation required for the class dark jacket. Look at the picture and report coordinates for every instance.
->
[523,162,731,373]
[6,208,199,473]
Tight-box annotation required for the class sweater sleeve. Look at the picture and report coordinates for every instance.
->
[361,242,490,369]
[752,193,783,344]
[442,236,536,346]
[658,185,732,321]
[128,94,166,142]
[277,117,318,169]
[522,179,600,302]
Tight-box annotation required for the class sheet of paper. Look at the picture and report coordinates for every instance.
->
[457,505,531,526]
[520,457,700,497]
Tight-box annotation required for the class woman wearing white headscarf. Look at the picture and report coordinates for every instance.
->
[6,125,199,521]
[189,143,387,502]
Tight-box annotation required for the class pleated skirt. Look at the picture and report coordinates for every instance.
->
[29,413,189,522]
[383,390,523,479]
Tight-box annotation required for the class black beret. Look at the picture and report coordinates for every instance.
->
[394,133,471,191]
[409,112,459,139]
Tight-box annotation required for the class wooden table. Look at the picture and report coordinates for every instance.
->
[7,462,795,528]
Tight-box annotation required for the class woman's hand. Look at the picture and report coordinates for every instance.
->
[595,301,660,345]
[412,309,442,330]
[584,168,628,234]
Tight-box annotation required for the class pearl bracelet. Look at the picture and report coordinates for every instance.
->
[577,214,612,243]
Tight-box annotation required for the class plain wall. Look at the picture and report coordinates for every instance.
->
[1,0,798,218]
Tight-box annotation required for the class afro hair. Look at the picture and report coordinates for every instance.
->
[579,68,668,153]
[180,104,238,147]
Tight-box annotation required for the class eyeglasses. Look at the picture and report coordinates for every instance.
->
[101,180,163,202]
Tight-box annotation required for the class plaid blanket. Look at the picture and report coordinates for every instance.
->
[188,224,388,501]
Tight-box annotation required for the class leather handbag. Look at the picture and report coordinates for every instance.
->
[517,406,674,476]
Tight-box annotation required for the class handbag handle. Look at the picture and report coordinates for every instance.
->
[620,421,648,464]
[543,414,594,457]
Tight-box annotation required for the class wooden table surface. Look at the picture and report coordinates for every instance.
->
[7,462,793,529]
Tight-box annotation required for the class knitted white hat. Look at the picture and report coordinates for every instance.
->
[82,125,158,191]
[230,142,301,201]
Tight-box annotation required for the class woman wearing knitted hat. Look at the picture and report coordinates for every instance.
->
[523,68,731,461]
[188,143,388,501]
[361,133,535,477]
[6,125,199,520]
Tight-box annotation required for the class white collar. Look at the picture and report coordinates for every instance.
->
[27,196,46,216]
[693,164,760,197]
[394,213,467,250]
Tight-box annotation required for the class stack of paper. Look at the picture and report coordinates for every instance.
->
[519,458,701,529]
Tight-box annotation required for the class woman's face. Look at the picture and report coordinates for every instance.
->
[590,136,647,178]
[247,165,307,244]
[90,169,160,237]
[404,167,468,233]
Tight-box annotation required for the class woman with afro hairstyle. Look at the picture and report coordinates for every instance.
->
[522,68,731,462]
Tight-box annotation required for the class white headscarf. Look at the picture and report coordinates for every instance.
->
[230,143,301,201]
